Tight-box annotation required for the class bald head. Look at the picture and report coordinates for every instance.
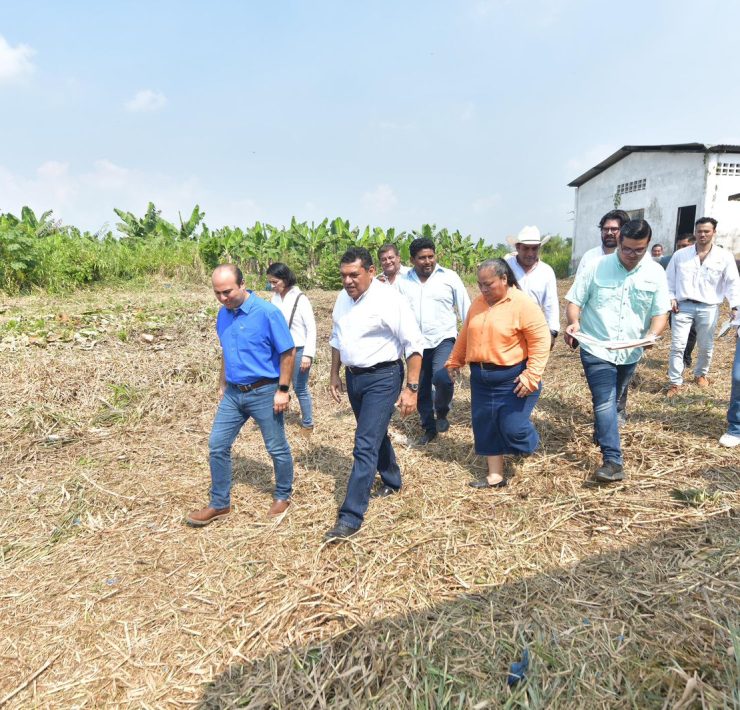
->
[212,264,246,310]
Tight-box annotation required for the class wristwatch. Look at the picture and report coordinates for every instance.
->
[406,382,419,392]
[278,384,290,393]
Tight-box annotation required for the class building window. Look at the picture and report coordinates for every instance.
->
[716,162,740,176]
[616,178,647,195]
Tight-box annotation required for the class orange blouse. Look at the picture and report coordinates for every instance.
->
[446,287,551,391]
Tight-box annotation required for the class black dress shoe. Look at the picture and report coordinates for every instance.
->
[468,478,507,489]
[371,485,399,499]
[436,418,450,433]
[324,523,360,541]
[592,461,625,483]
[417,430,437,445]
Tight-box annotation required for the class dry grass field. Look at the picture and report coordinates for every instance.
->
[1,280,738,709]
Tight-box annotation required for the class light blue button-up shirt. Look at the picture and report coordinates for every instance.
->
[398,264,471,349]
[565,253,670,364]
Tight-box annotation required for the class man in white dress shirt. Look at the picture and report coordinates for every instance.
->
[376,243,410,288]
[504,225,560,348]
[398,237,471,444]
[576,210,631,276]
[326,247,423,541]
[666,217,740,396]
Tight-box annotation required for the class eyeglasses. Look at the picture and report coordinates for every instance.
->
[600,227,620,233]
[619,246,648,257]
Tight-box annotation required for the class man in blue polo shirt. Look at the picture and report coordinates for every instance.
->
[187,264,296,526]
[565,220,670,483]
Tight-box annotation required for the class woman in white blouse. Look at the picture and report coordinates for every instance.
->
[266,263,317,433]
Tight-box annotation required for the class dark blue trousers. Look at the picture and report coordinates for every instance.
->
[418,338,455,434]
[339,363,403,529]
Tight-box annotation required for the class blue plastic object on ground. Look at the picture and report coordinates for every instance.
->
[507,648,529,687]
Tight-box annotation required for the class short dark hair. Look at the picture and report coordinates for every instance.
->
[409,237,435,259]
[266,262,297,288]
[651,244,663,253]
[620,219,652,242]
[340,247,373,271]
[677,233,696,244]
[377,243,399,259]
[214,263,244,285]
[599,210,630,229]
[695,217,718,230]
[477,258,521,290]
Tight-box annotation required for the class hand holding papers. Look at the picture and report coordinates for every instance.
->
[570,331,659,350]
[718,317,740,338]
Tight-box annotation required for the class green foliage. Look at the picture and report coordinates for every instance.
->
[0,202,569,292]
[540,235,573,278]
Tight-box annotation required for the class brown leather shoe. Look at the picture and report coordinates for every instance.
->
[695,376,710,388]
[666,384,682,397]
[298,425,314,438]
[186,505,231,527]
[267,499,290,517]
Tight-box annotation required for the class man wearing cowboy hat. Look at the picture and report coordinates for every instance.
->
[504,226,560,348]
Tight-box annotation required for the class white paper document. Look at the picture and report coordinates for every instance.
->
[718,318,740,337]
[571,331,659,350]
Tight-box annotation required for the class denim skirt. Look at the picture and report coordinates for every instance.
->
[470,361,541,456]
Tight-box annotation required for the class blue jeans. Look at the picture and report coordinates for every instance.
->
[728,334,740,437]
[339,363,403,529]
[293,346,313,427]
[580,350,638,466]
[419,338,455,433]
[208,383,294,508]
[668,301,719,384]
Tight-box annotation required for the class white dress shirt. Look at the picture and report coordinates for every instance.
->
[330,279,424,367]
[397,265,471,349]
[376,264,410,290]
[270,286,317,358]
[504,254,560,333]
[666,244,740,309]
[576,245,611,276]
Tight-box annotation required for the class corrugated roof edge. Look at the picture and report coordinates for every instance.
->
[568,143,740,188]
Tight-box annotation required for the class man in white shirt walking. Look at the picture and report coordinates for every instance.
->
[666,217,740,396]
[576,210,630,276]
[398,237,471,444]
[376,243,410,288]
[504,225,560,348]
[327,247,423,541]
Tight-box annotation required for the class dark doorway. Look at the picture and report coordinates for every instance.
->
[675,205,696,247]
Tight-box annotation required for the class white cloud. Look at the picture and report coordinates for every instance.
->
[361,184,398,214]
[0,35,35,83]
[124,89,167,113]
[472,194,501,214]
[460,102,476,122]
[0,159,201,232]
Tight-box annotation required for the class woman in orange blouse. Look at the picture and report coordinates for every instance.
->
[446,258,551,488]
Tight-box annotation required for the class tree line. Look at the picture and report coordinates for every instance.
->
[0,203,572,293]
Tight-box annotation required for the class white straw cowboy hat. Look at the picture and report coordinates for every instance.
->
[506,225,551,248]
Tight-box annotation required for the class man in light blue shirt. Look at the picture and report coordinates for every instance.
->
[398,237,471,444]
[565,220,670,483]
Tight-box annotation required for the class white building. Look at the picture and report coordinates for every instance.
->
[569,143,740,270]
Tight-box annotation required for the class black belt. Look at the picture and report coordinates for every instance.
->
[682,299,709,305]
[346,360,401,375]
[232,378,278,393]
[470,361,519,371]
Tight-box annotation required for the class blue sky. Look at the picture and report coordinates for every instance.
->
[1,0,738,243]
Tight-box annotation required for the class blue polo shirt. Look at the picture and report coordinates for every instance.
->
[216,292,295,385]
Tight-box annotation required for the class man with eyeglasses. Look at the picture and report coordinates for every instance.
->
[576,209,631,276]
[564,220,670,483]
[665,217,740,396]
